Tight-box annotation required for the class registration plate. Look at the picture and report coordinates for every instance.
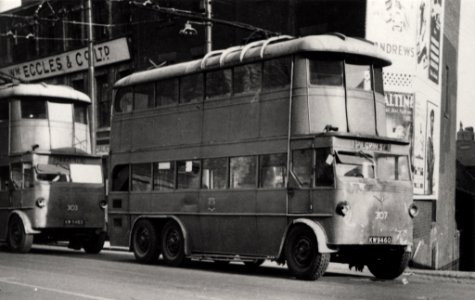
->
[64,219,85,226]
[369,236,392,244]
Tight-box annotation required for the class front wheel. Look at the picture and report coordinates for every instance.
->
[367,249,411,280]
[161,221,186,267]
[7,216,33,253]
[83,232,106,254]
[132,219,160,263]
[285,225,329,280]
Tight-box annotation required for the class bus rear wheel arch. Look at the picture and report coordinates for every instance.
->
[285,225,330,280]
[161,220,186,267]
[132,219,161,264]
[7,215,33,253]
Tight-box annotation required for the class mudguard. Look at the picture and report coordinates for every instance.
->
[9,210,41,234]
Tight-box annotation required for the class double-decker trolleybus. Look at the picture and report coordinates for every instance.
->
[0,83,106,253]
[109,33,418,280]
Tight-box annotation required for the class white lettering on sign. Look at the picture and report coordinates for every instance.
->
[0,38,130,81]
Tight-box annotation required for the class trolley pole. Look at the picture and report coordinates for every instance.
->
[204,0,212,53]
[87,0,96,155]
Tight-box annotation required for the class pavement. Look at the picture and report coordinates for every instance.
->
[102,242,475,283]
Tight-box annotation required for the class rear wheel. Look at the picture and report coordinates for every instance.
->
[7,216,33,253]
[285,225,329,280]
[132,219,160,263]
[367,249,411,280]
[161,221,186,267]
[83,232,106,254]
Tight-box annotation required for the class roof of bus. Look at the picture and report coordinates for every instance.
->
[115,34,392,88]
[0,83,91,103]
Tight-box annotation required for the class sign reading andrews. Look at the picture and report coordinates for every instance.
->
[0,38,130,81]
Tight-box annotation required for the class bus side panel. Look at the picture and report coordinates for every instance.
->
[199,190,258,255]
[255,190,287,256]
[258,91,289,138]
[375,93,387,136]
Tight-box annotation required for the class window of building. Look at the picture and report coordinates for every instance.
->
[315,148,334,186]
[309,59,343,86]
[177,160,201,189]
[230,156,257,189]
[0,101,8,121]
[97,75,111,127]
[206,69,232,99]
[134,83,155,110]
[131,163,152,191]
[114,87,133,113]
[21,100,47,119]
[292,149,313,188]
[345,63,372,91]
[180,73,203,104]
[153,162,175,191]
[74,103,88,124]
[233,63,262,94]
[202,157,228,189]
[259,153,287,188]
[156,78,178,106]
[112,164,130,191]
[263,57,291,90]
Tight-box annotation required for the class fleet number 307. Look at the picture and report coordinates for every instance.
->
[375,211,388,220]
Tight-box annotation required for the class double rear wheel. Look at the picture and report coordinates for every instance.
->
[132,219,161,263]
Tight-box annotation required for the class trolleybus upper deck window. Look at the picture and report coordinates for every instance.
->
[114,87,133,113]
[345,63,372,91]
[180,73,203,104]
[373,66,384,94]
[233,63,262,94]
[263,57,291,90]
[206,69,232,99]
[134,83,155,110]
[21,99,46,119]
[309,59,343,86]
[156,78,178,106]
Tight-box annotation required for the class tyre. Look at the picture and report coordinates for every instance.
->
[285,225,330,280]
[83,232,106,254]
[244,259,264,268]
[161,221,186,267]
[132,219,160,263]
[7,215,33,253]
[367,249,411,280]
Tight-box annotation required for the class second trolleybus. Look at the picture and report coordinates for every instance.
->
[109,33,418,280]
[0,83,106,253]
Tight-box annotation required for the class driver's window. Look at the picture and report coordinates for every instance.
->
[315,148,334,186]
[23,163,34,188]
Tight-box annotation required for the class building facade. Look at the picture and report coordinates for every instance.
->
[0,0,461,269]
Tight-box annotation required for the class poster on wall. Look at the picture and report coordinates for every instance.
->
[365,0,418,92]
[385,92,414,142]
[412,96,426,194]
[424,101,439,196]
[416,0,443,85]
